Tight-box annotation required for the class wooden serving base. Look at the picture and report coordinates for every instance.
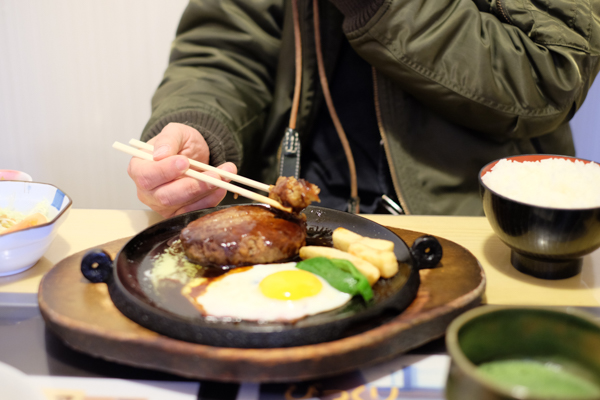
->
[38,227,485,383]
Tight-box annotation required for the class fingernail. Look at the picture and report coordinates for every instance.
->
[154,145,170,159]
[175,158,188,172]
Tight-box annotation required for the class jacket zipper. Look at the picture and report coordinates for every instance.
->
[372,68,410,215]
[496,0,512,24]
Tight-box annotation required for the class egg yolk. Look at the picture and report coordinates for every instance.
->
[259,270,323,300]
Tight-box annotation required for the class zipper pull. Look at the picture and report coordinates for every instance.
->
[279,127,301,178]
[347,196,360,214]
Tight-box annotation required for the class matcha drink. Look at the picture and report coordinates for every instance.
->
[478,359,600,398]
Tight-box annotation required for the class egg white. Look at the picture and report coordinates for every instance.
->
[191,262,352,322]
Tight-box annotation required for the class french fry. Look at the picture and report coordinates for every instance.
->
[331,227,363,252]
[299,246,380,285]
[358,237,394,252]
[348,243,398,278]
[332,227,394,252]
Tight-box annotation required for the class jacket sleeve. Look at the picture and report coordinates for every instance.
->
[141,0,283,168]
[332,0,600,142]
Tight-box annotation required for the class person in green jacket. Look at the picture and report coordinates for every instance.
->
[128,0,600,218]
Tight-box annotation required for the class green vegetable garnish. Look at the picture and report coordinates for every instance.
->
[296,257,373,302]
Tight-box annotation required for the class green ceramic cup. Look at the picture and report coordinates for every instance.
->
[445,306,600,400]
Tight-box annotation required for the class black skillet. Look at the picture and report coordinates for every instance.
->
[81,204,442,348]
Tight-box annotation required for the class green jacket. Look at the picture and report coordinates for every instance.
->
[141,0,600,215]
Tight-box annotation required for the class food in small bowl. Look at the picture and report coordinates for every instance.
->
[0,181,72,276]
[446,306,600,400]
[479,154,600,279]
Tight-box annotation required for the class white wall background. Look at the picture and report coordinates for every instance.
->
[1,1,599,210]
[0,0,188,210]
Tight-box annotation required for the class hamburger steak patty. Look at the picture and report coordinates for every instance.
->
[180,205,306,266]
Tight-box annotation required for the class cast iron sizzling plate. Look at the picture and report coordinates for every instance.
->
[81,205,442,348]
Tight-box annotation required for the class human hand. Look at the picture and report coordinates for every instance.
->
[128,123,237,218]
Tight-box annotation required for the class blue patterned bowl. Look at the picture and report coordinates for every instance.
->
[0,181,72,276]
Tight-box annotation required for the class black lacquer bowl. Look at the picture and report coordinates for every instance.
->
[479,154,600,279]
[80,204,443,348]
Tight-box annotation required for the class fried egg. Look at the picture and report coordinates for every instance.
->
[182,262,352,322]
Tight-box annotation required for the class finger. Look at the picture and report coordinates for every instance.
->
[128,154,189,192]
[147,170,227,213]
[150,123,209,163]
[148,126,185,160]
[216,162,238,182]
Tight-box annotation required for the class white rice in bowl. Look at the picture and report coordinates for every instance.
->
[481,158,600,209]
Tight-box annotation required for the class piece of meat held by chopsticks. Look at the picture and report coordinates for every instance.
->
[268,176,320,214]
[180,205,307,267]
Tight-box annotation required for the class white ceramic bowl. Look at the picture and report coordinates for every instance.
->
[0,181,72,276]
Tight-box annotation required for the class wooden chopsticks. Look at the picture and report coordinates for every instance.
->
[128,139,271,192]
[112,141,290,213]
